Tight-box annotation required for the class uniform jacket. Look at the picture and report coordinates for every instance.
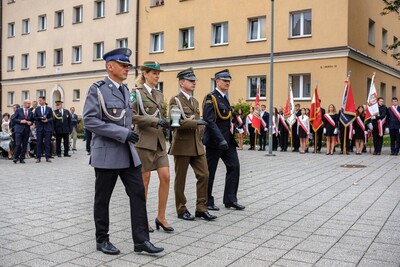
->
[260,111,269,130]
[33,105,54,133]
[83,77,141,169]
[13,108,34,134]
[53,109,72,134]
[168,92,205,156]
[132,87,166,152]
[202,89,238,148]
[386,105,400,130]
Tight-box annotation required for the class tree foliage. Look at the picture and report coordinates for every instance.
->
[381,0,400,63]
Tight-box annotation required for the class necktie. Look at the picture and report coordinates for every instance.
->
[42,107,45,116]
[24,109,28,119]
[119,85,125,100]
[151,89,156,99]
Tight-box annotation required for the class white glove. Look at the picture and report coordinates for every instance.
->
[334,128,338,134]
[323,128,326,135]
[264,128,267,132]
[367,123,373,130]
[353,130,355,134]
[371,116,376,119]
[385,128,389,135]
[364,131,368,135]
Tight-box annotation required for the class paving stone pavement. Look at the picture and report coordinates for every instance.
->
[1,141,399,267]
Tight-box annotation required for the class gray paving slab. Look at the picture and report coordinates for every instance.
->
[1,141,399,266]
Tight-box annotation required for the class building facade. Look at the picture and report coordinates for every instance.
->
[1,0,399,115]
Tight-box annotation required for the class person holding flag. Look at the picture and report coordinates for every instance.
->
[297,108,310,154]
[246,106,256,150]
[371,97,387,155]
[352,105,367,154]
[386,97,400,156]
[309,86,324,153]
[339,77,356,154]
[258,104,269,151]
[284,88,297,151]
[323,104,339,155]
[236,108,245,150]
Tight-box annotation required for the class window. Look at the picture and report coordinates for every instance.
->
[37,90,46,98]
[382,28,388,53]
[151,32,164,52]
[54,49,63,65]
[368,19,375,45]
[248,76,267,100]
[73,5,83,23]
[179,27,194,49]
[72,46,82,63]
[22,91,30,102]
[117,0,129,13]
[290,10,311,38]
[248,17,266,41]
[392,36,398,57]
[7,56,15,71]
[380,83,386,100]
[22,19,30,34]
[116,38,128,48]
[38,15,47,31]
[7,92,15,106]
[37,51,46,67]
[8,22,15,37]
[22,54,29,69]
[55,10,64,27]
[94,0,105,18]
[73,89,81,101]
[151,0,164,6]
[156,82,163,93]
[212,22,228,45]
[8,0,16,3]
[367,78,372,97]
[392,86,397,99]
[291,74,311,99]
[94,42,104,59]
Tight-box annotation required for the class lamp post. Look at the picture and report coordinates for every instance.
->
[267,0,275,156]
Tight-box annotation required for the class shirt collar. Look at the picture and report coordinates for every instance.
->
[215,88,226,98]
[180,89,191,101]
[107,76,121,89]
[143,83,154,95]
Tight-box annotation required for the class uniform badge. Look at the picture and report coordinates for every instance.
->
[112,108,117,115]
[145,107,150,112]
[130,92,136,102]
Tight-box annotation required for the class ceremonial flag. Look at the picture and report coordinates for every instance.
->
[367,74,379,117]
[310,86,323,132]
[339,80,356,126]
[251,83,261,134]
[284,86,297,126]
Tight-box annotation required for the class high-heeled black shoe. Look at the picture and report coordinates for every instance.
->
[155,218,174,232]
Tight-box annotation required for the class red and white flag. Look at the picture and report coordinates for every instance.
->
[367,74,379,117]
[284,86,296,127]
[310,86,323,132]
[252,82,261,134]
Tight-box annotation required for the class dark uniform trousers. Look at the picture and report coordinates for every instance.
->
[279,129,289,151]
[372,120,384,153]
[339,123,351,152]
[174,155,208,214]
[94,160,148,244]
[248,124,255,148]
[56,133,70,156]
[206,145,240,206]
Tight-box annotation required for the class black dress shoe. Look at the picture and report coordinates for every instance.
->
[46,159,52,162]
[96,241,120,255]
[134,240,164,254]
[195,211,217,221]
[57,155,62,158]
[35,159,41,163]
[155,218,174,232]
[225,202,245,210]
[64,155,71,157]
[148,225,154,233]
[207,204,220,211]
[178,211,195,221]
[20,160,26,164]
[13,158,18,163]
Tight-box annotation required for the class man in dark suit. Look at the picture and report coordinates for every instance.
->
[12,99,34,163]
[371,97,387,155]
[53,101,72,157]
[291,104,301,151]
[33,96,53,163]
[202,69,245,211]
[386,97,400,155]
[259,104,269,151]
[83,48,163,255]
[169,68,216,221]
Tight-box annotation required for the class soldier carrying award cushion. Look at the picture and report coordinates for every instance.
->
[53,100,72,157]
[169,68,217,221]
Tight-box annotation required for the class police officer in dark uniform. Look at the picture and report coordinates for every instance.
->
[53,101,72,157]
[202,69,245,211]
[83,48,163,255]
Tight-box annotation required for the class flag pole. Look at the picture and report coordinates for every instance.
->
[266,0,275,156]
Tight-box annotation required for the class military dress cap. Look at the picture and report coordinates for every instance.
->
[215,69,232,81]
[177,67,197,81]
[55,100,63,104]
[140,61,164,72]
[102,48,133,66]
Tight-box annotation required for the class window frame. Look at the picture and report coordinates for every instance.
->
[7,91,15,106]
[8,22,16,37]
[36,89,46,98]
[150,0,164,7]
[179,27,195,50]
[38,15,47,31]
[21,91,30,103]
[393,36,399,57]
[116,38,128,48]
[72,46,82,63]
[73,89,81,101]
[382,28,388,53]
[22,18,30,35]
[212,22,228,46]
[94,42,104,60]
[117,0,129,13]
[73,5,83,24]
[290,74,311,100]
[21,53,30,70]
[37,51,46,68]
[55,10,64,28]
[150,32,164,53]
[94,0,105,19]
[247,76,267,100]
[7,56,15,71]
[54,48,64,65]
[368,19,375,46]
[290,10,312,38]
[248,16,266,41]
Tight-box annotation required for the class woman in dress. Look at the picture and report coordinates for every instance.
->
[246,106,255,150]
[297,108,310,154]
[133,61,173,233]
[271,107,279,151]
[323,104,338,155]
[353,105,366,154]
[236,108,245,150]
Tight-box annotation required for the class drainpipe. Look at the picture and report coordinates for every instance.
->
[135,0,140,80]
[0,0,3,112]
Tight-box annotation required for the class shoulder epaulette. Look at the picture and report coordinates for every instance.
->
[93,80,105,87]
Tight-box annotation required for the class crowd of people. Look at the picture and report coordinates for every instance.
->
[236,97,400,156]
[0,98,79,163]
